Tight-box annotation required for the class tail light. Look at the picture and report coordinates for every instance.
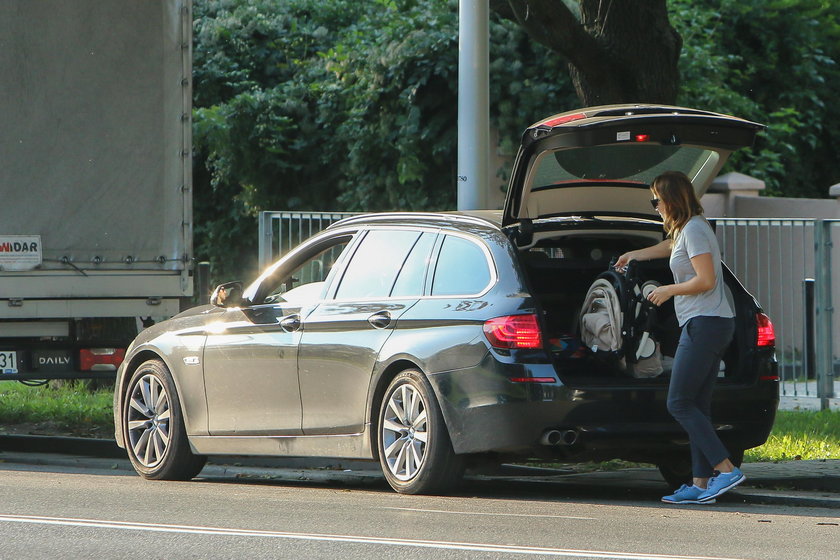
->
[483,314,543,349]
[756,313,775,347]
[80,348,126,371]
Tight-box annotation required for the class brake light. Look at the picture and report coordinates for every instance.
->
[540,113,587,128]
[483,314,543,349]
[634,134,650,142]
[756,313,775,347]
[80,348,126,371]
[509,376,556,383]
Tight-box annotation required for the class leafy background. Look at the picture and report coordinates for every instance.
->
[192,0,840,282]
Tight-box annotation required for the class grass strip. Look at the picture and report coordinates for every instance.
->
[0,381,113,435]
[745,409,840,462]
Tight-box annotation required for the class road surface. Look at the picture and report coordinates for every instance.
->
[0,460,837,559]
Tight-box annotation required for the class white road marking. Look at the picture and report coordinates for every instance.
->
[0,514,751,560]
[382,506,597,520]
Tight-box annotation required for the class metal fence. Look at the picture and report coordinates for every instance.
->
[258,212,838,409]
[711,219,838,408]
[258,211,359,270]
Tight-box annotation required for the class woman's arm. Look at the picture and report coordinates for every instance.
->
[646,252,716,306]
[614,239,672,270]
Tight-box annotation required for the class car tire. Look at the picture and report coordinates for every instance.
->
[122,359,206,480]
[657,453,693,489]
[657,448,746,488]
[730,448,745,468]
[377,369,463,494]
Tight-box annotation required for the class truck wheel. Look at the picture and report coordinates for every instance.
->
[123,359,205,480]
[377,369,463,494]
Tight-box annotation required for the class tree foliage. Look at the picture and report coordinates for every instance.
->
[192,0,574,281]
[191,0,840,282]
[671,0,840,197]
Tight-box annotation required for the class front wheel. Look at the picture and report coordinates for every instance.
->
[377,369,463,494]
[122,359,206,480]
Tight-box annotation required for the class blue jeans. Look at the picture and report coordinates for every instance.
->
[667,316,736,478]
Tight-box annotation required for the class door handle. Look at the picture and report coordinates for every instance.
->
[279,314,301,332]
[367,311,392,329]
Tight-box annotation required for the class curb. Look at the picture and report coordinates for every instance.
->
[2,435,838,508]
[0,434,124,458]
[733,489,840,509]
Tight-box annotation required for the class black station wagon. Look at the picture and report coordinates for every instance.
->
[114,105,779,494]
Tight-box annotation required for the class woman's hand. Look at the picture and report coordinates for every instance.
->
[613,251,637,272]
[647,284,675,306]
[614,240,672,272]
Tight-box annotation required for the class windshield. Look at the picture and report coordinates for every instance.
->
[530,144,720,188]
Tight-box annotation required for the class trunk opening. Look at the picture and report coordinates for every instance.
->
[517,234,753,387]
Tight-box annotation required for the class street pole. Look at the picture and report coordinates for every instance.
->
[457,0,489,211]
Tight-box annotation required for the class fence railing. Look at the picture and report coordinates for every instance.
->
[711,218,838,408]
[258,211,359,270]
[258,212,838,409]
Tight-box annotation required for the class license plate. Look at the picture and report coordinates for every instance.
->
[0,351,18,374]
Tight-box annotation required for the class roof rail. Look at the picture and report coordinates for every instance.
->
[330,211,501,230]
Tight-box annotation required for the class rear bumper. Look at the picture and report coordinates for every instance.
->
[428,353,779,461]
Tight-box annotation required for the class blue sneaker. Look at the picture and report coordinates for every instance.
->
[661,484,716,504]
[698,468,746,502]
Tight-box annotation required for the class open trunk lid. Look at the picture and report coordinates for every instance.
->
[502,105,764,227]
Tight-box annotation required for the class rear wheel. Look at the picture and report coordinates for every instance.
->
[123,359,206,480]
[377,369,463,494]
[657,455,692,489]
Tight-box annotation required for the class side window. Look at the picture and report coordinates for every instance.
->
[335,230,421,299]
[259,240,351,305]
[390,232,437,298]
[431,235,492,296]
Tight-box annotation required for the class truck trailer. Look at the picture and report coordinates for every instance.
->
[0,0,194,382]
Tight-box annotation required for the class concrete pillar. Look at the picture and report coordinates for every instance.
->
[707,172,766,217]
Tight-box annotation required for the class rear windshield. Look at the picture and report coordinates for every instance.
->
[530,145,719,188]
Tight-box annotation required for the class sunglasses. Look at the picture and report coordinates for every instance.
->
[650,198,661,210]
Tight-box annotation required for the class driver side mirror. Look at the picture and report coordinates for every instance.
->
[210,281,244,308]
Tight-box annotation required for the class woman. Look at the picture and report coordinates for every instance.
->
[614,170,744,505]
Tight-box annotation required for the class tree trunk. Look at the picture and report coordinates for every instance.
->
[494,0,682,106]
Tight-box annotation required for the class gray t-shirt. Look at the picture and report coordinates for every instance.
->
[669,215,734,326]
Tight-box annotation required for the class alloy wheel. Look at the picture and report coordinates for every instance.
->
[381,383,428,481]
[126,373,171,468]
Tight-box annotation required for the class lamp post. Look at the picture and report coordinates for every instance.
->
[457,0,489,211]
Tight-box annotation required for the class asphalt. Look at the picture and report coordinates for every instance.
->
[1,434,838,508]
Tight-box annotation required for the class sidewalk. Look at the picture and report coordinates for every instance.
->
[1,434,838,508]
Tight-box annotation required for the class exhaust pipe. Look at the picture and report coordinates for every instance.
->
[560,429,579,446]
[540,429,579,446]
[540,429,563,446]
